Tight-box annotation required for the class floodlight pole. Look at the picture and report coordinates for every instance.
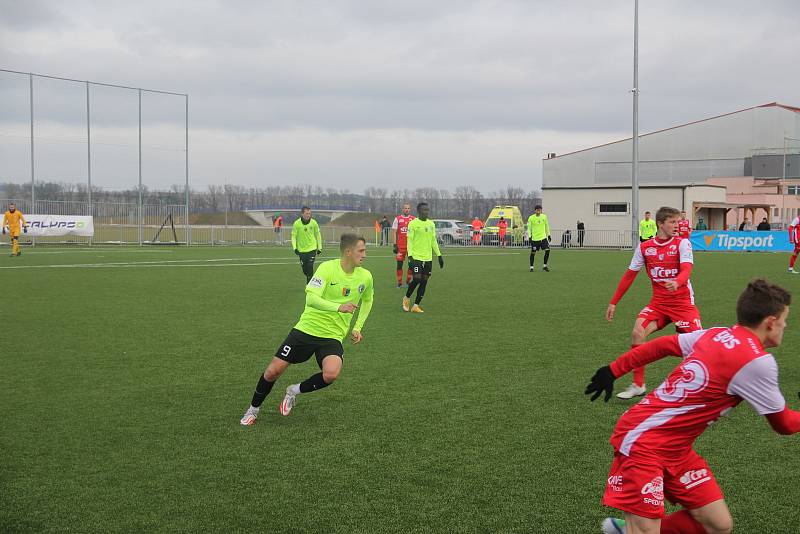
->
[138,88,143,246]
[29,73,35,209]
[86,81,92,210]
[631,0,640,245]
[185,94,190,245]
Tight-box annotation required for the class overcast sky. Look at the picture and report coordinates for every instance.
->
[1,0,798,194]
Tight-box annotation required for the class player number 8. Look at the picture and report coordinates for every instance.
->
[281,345,291,357]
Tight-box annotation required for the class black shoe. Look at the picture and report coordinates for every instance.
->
[397,282,403,288]
[543,266,550,272]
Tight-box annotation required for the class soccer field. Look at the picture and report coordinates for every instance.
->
[3,246,800,533]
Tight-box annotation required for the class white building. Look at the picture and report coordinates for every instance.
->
[542,102,800,233]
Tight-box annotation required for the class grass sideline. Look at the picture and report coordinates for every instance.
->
[3,246,800,532]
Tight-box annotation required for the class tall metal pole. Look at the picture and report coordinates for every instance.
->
[30,73,35,209]
[86,81,92,210]
[138,88,143,245]
[631,0,640,244]
[185,94,190,245]
[783,136,787,224]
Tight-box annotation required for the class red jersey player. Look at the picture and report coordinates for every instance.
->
[787,215,800,274]
[606,206,702,400]
[677,210,691,240]
[587,279,800,534]
[392,203,416,287]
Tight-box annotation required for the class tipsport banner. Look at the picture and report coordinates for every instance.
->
[691,231,792,252]
[25,215,94,237]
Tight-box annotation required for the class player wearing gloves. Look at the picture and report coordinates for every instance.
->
[402,202,443,313]
[291,206,323,283]
[3,202,27,257]
[527,205,551,271]
[240,234,374,426]
[587,279,800,534]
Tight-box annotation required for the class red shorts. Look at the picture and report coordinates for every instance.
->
[602,450,723,519]
[396,248,409,262]
[638,301,702,333]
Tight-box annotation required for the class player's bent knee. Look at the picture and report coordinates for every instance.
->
[322,369,339,383]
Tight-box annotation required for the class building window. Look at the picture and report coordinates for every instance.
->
[596,202,629,215]
[788,186,800,195]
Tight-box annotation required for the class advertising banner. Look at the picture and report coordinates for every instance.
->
[25,215,94,237]
[691,230,791,252]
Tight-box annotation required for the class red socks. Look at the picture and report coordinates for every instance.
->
[660,510,707,533]
[791,253,798,268]
[396,269,403,284]
[631,344,644,386]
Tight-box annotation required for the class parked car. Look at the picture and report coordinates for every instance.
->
[433,219,471,245]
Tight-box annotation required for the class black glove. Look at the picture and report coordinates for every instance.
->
[585,365,616,402]
[1,228,5,235]
[316,250,322,255]
[392,244,398,254]
[23,226,27,234]
[547,235,552,243]
[294,249,300,255]
[438,256,444,269]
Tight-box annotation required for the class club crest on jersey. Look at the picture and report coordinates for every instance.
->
[357,283,365,294]
[658,254,665,260]
[645,247,657,256]
[341,287,351,297]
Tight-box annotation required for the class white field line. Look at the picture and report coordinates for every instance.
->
[0,250,522,269]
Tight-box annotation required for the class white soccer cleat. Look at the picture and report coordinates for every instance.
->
[601,517,626,534]
[239,406,259,426]
[529,266,535,272]
[616,383,647,400]
[789,268,798,274]
[280,386,298,416]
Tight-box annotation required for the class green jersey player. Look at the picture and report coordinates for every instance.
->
[291,206,323,283]
[240,233,374,425]
[402,202,444,313]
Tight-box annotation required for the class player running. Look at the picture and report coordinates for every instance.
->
[527,205,551,271]
[240,234,374,426]
[587,279,800,534]
[606,206,701,400]
[677,211,691,240]
[787,214,800,274]
[402,202,443,313]
[392,203,415,287]
[291,206,323,283]
[2,202,27,257]
[497,216,508,247]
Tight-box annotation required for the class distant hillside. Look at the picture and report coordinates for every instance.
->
[328,212,385,228]
[190,212,260,226]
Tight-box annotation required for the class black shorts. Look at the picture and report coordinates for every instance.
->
[530,239,549,251]
[275,328,344,368]
[410,259,433,277]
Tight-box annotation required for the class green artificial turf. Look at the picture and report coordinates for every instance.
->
[2,245,800,532]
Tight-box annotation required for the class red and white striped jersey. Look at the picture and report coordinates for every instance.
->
[789,217,800,244]
[629,236,694,305]
[392,215,415,249]
[610,326,786,462]
[677,218,691,239]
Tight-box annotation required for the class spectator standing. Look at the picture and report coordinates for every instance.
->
[695,218,708,230]
[577,220,585,247]
[739,218,753,231]
[757,218,771,231]
[380,216,391,245]
[471,216,483,246]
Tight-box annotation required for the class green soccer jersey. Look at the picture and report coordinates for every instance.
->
[406,218,441,261]
[292,218,322,253]
[527,213,550,241]
[294,259,374,341]
[639,219,657,239]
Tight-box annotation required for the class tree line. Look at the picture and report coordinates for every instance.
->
[0,181,542,219]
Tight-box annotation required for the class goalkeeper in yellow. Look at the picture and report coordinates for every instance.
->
[3,202,27,257]
[291,206,323,283]
[402,202,444,313]
[240,233,374,425]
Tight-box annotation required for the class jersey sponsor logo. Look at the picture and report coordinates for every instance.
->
[644,247,657,256]
[680,469,711,489]
[713,330,740,349]
[641,476,664,505]
[357,283,365,294]
[649,266,678,279]
[607,475,624,492]
[654,359,709,403]
[308,277,324,288]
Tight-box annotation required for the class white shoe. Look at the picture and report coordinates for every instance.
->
[240,406,259,426]
[789,268,798,274]
[529,266,535,272]
[601,517,626,534]
[616,383,646,399]
[280,386,298,416]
